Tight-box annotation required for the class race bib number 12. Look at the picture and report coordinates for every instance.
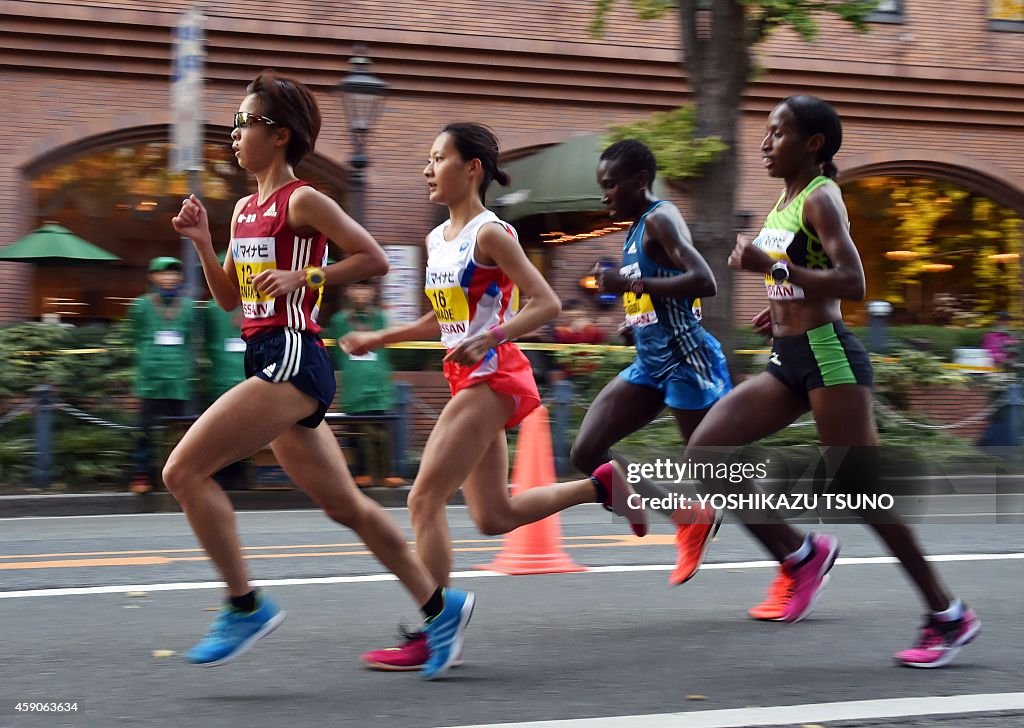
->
[233,237,277,318]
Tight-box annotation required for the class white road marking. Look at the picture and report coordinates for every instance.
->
[434,692,1024,728]
[0,552,1020,599]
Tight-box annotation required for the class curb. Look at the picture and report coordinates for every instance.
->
[0,487,466,518]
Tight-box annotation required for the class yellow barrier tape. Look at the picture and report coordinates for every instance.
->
[8,342,1002,372]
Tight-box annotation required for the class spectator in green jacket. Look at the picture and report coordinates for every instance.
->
[328,280,404,487]
[128,256,195,494]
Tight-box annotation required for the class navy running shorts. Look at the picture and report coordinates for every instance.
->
[244,328,336,428]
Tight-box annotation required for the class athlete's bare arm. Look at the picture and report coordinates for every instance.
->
[342,312,441,356]
[642,204,717,298]
[474,221,561,342]
[287,186,390,286]
[172,193,243,312]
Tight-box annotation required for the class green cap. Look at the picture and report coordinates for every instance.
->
[149,256,183,272]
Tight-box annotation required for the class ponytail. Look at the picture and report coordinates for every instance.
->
[821,158,839,179]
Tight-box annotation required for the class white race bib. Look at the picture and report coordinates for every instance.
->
[752,228,806,300]
[620,263,658,328]
[155,330,184,346]
[233,236,278,319]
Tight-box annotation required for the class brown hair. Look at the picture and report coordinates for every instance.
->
[246,70,322,166]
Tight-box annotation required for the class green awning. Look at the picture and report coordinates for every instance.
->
[0,223,121,265]
[487,133,669,223]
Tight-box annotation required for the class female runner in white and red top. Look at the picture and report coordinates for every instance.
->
[342,122,645,673]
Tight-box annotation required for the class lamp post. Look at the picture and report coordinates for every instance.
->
[337,50,389,225]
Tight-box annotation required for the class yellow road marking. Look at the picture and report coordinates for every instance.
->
[0,534,675,571]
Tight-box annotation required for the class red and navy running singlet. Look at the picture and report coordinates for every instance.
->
[231,179,328,339]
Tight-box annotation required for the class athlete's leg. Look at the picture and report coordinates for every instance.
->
[163,378,320,596]
[684,373,810,561]
[570,376,666,473]
[670,407,709,441]
[461,427,606,537]
[269,422,436,605]
[406,385,515,586]
[810,384,953,612]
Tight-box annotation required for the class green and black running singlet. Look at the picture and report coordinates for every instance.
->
[752,175,837,300]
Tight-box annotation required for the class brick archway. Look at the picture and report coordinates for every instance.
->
[18,118,351,194]
[838,151,1024,215]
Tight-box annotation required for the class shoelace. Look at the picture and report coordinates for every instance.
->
[914,624,947,650]
[781,576,796,602]
[765,569,794,600]
[201,611,234,640]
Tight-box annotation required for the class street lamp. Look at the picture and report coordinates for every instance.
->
[337,50,388,224]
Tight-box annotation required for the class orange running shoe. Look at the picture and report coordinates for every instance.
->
[129,477,152,495]
[668,506,723,586]
[748,567,793,621]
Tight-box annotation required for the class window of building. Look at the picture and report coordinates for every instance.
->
[990,0,1024,30]
[28,141,346,322]
[868,0,903,23]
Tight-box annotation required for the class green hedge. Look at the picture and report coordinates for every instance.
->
[0,322,135,488]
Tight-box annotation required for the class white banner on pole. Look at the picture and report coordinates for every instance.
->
[382,245,423,325]
[170,6,205,173]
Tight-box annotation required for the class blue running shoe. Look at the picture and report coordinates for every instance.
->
[422,588,475,680]
[184,595,286,666]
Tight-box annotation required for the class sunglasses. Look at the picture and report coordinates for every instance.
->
[233,112,277,129]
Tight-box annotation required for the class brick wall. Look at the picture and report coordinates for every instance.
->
[1,0,1022,328]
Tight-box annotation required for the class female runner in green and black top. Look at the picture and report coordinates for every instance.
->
[681,95,979,668]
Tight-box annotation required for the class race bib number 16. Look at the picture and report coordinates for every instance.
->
[427,285,470,335]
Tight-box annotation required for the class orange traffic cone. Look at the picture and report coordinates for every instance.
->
[477,405,587,575]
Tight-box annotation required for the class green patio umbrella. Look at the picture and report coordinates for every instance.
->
[0,223,121,265]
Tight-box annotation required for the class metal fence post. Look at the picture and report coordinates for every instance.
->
[32,385,53,489]
[395,382,410,479]
[551,379,574,476]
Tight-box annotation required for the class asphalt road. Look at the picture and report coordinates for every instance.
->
[0,507,1020,728]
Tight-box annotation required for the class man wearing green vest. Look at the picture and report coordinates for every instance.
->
[128,257,195,494]
[328,280,404,487]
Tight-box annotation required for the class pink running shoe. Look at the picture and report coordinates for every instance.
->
[780,533,840,623]
[894,607,981,668]
[592,461,648,537]
[361,629,463,672]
